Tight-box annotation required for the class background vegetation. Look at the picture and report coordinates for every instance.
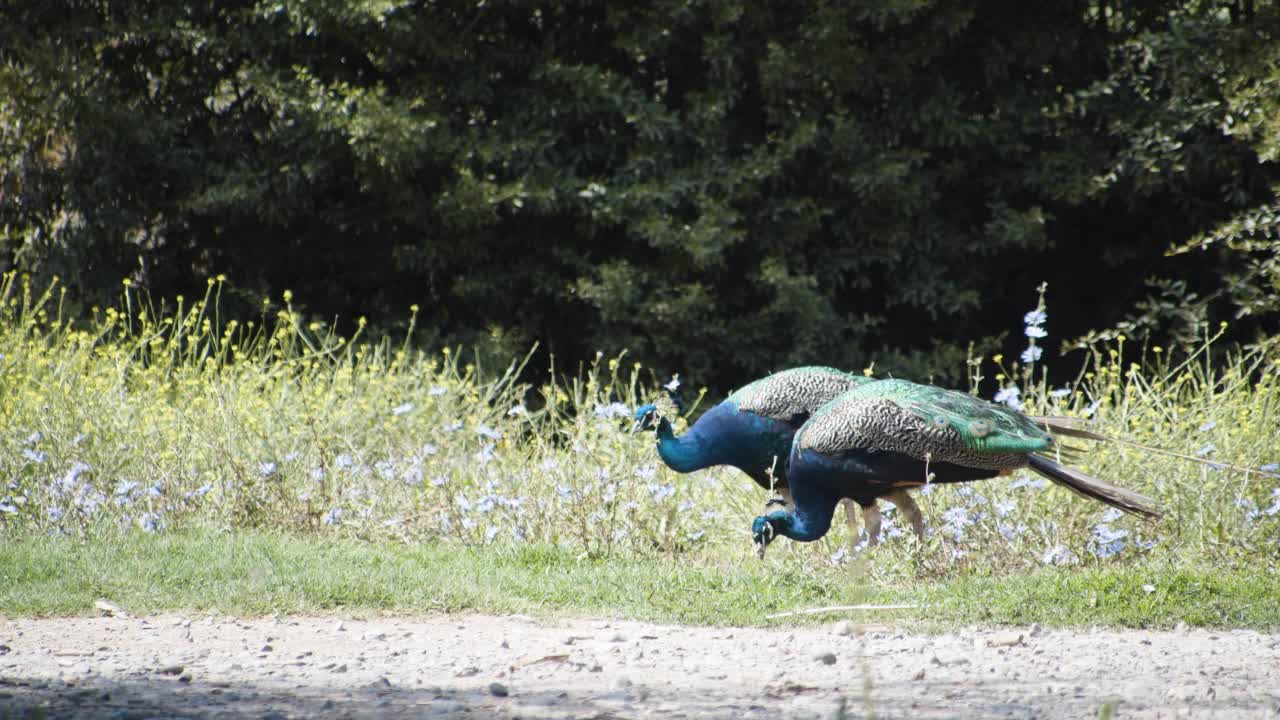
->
[3,0,1279,390]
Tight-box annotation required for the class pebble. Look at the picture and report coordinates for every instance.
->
[331,664,348,674]
[488,682,509,697]
[1029,623,1044,637]
[990,632,1025,648]
[156,664,184,676]
[831,621,853,637]
[610,676,634,691]
[814,651,837,665]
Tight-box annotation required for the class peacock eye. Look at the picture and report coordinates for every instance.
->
[969,419,991,437]
[932,416,949,429]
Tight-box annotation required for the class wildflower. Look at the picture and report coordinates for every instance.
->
[507,404,527,416]
[476,443,496,463]
[476,496,497,514]
[375,460,396,480]
[114,480,141,498]
[430,475,449,488]
[1198,419,1217,432]
[1235,496,1262,523]
[593,402,630,419]
[700,509,717,521]
[1024,325,1047,339]
[1041,544,1079,566]
[687,530,706,542]
[995,500,1016,517]
[22,448,47,464]
[47,506,64,522]
[1100,507,1123,523]
[1196,443,1215,457]
[428,386,447,396]
[258,461,278,477]
[998,523,1026,540]
[1083,400,1102,417]
[138,513,164,533]
[1049,388,1071,398]
[602,483,618,503]
[147,484,163,499]
[60,462,90,489]
[1020,345,1043,364]
[993,385,1023,410]
[632,465,656,481]
[664,375,681,392]
[1024,309,1047,327]
[322,508,343,526]
[647,483,676,501]
[556,485,574,500]
[1260,463,1279,473]
[25,431,42,445]
[539,458,560,472]
[1089,523,1129,558]
[310,468,326,482]
[485,525,500,541]
[335,453,355,468]
[678,500,695,512]
[0,502,16,514]
[392,402,415,416]
[940,507,972,541]
[829,547,850,565]
[401,463,424,485]
[188,483,214,499]
[1264,489,1280,517]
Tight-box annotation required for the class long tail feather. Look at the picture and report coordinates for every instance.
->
[1029,416,1280,480]
[1027,454,1162,520]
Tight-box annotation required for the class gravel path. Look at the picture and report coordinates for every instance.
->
[2,613,1278,719]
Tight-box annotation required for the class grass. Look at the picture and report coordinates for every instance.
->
[3,527,1278,629]
[0,273,1278,629]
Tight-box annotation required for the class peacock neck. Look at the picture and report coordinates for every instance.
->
[654,417,715,473]
[770,479,839,543]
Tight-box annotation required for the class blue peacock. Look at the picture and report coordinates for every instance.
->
[751,378,1163,557]
[634,366,923,541]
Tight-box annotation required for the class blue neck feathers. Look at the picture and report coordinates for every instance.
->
[654,416,714,473]
[769,500,835,543]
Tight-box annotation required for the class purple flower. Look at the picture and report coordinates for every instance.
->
[1024,325,1047,339]
[392,402,414,416]
[1020,345,1043,364]
[476,424,502,440]
[994,385,1024,410]
[1024,310,1047,327]
[138,513,164,533]
[322,508,343,525]
[1041,545,1078,565]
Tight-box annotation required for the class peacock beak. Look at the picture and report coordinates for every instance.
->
[754,538,767,559]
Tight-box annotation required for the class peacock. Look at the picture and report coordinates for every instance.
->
[633,366,923,541]
[751,378,1163,557]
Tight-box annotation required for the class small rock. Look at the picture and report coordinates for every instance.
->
[610,676,634,691]
[455,666,481,677]
[912,668,926,681]
[433,701,466,715]
[1174,622,1189,634]
[260,712,286,720]
[608,632,626,643]
[831,620,854,637]
[93,600,130,618]
[334,622,346,632]
[369,677,392,691]
[814,651,837,665]
[1028,623,1044,637]
[260,645,273,653]
[973,637,987,650]
[331,664,348,674]
[178,674,192,684]
[989,632,1024,648]
[156,664,184,676]
[488,682,509,697]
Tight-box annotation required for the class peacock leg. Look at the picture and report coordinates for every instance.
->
[861,502,882,547]
[838,498,860,544]
[885,489,925,540]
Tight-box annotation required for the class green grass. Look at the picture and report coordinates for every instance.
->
[3,527,1277,630]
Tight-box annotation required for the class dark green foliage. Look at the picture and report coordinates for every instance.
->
[2,1,1277,390]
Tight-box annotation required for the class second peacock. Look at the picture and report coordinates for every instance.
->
[751,378,1162,558]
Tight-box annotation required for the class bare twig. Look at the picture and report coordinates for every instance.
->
[765,604,917,620]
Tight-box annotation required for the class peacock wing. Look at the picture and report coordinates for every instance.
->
[726,366,872,427]
[796,379,1051,470]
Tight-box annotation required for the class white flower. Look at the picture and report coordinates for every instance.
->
[1198,419,1217,432]
[1020,345,1043,364]
[994,385,1024,410]
[428,386,447,396]
[323,508,343,525]
[1024,325,1047,339]
[1041,544,1078,566]
[664,375,681,391]
[507,404,527,416]
[476,424,503,440]
[1049,388,1071,398]
[1023,309,1047,327]
[593,402,631,419]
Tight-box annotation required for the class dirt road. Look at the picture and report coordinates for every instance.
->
[2,613,1277,719]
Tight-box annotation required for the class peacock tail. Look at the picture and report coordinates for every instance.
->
[797,379,1052,472]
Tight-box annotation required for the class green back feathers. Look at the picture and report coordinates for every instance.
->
[799,379,1052,470]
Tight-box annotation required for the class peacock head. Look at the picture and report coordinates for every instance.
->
[632,404,660,433]
[751,510,790,559]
